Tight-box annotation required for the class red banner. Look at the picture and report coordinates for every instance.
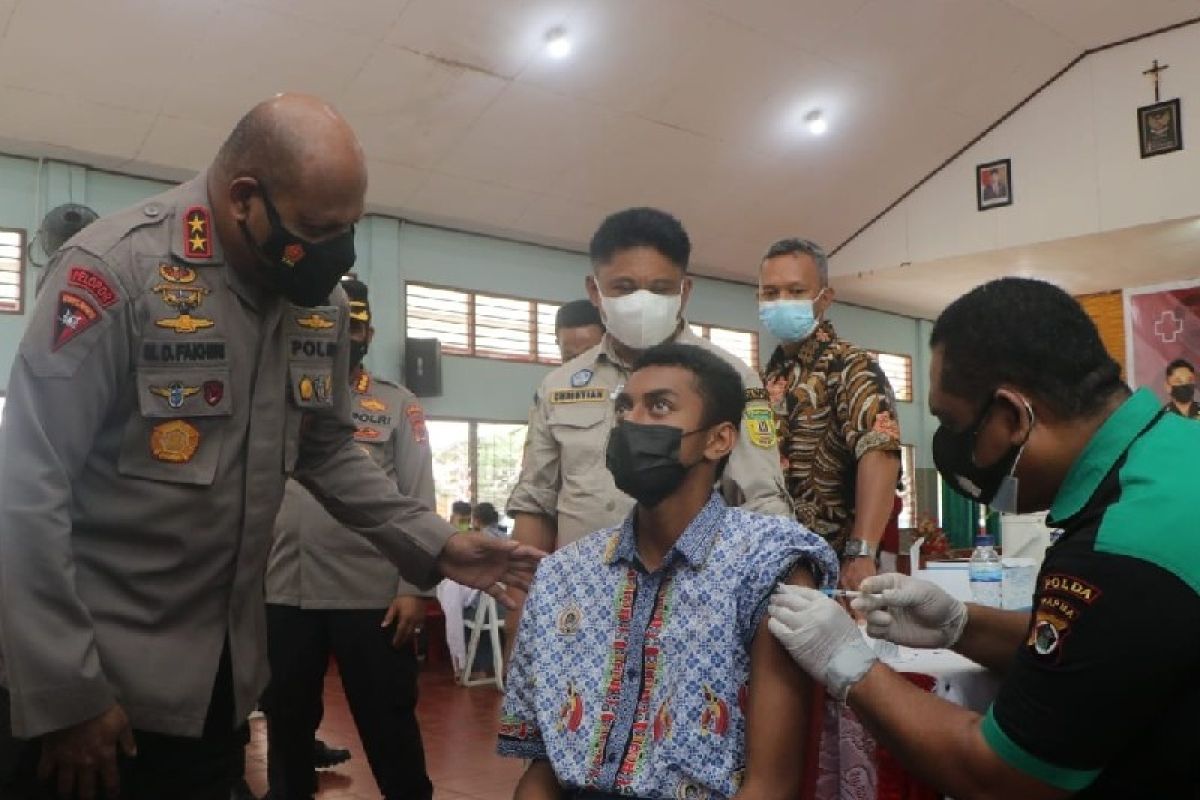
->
[1124,279,1200,395]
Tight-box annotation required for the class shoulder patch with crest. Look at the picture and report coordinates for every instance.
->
[53,292,100,351]
[743,401,777,449]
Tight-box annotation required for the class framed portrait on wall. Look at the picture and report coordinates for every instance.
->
[976,158,1012,211]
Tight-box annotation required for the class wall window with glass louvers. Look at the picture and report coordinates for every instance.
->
[0,228,25,314]
[405,282,563,365]
[868,350,913,402]
[688,323,760,371]
[406,282,762,372]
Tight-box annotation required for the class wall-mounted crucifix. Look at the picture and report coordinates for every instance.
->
[1143,59,1170,103]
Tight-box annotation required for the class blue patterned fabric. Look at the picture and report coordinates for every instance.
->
[498,492,838,799]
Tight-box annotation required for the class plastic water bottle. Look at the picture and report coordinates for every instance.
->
[969,535,1003,607]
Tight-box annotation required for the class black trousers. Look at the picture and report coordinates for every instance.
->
[0,645,243,800]
[264,604,432,800]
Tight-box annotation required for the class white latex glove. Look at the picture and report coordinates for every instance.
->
[768,585,878,701]
[850,573,968,649]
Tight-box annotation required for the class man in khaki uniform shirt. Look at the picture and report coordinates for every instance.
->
[505,208,791,654]
[265,279,434,800]
[0,95,539,800]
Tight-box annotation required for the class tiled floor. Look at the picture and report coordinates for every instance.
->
[243,662,522,800]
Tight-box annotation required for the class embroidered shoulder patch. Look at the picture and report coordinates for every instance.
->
[406,404,428,444]
[53,292,100,351]
[67,267,118,308]
[743,403,777,449]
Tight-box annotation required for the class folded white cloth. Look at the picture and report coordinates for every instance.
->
[435,580,480,673]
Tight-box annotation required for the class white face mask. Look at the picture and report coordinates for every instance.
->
[598,287,682,350]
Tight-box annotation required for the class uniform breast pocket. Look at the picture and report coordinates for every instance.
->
[548,401,611,472]
[117,367,233,485]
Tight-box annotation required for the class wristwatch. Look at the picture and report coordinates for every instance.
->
[843,538,874,558]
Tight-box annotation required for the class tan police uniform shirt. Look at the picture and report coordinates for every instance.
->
[266,373,435,608]
[506,326,792,549]
[0,173,453,739]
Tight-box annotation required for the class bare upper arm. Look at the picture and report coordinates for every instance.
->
[741,562,817,800]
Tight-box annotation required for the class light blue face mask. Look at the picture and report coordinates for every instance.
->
[759,297,822,343]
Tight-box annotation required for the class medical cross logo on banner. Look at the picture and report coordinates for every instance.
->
[1154,310,1183,343]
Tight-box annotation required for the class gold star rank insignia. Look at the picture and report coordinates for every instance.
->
[183,205,213,259]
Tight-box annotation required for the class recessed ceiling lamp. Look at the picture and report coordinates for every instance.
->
[545,26,572,59]
[805,109,828,136]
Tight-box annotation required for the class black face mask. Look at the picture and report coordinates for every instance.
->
[606,421,706,508]
[349,340,369,371]
[932,395,1033,514]
[239,184,356,308]
[1171,383,1196,403]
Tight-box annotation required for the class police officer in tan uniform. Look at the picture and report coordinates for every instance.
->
[0,94,540,800]
[505,208,792,652]
[264,279,434,800]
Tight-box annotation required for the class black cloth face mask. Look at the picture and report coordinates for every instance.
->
[606,421,706,508]
[1171,383,1196,404]
[349,340,369,371]
[932,394,1034,514]
[239,184,356,308]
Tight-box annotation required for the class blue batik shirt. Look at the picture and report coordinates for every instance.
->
[497,492,838,799]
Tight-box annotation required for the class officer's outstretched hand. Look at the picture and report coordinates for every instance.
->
[39,703,136,800]
[437,533,546,609]
[850,573,968,649]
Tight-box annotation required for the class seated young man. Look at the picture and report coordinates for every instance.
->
[498,343,838,800]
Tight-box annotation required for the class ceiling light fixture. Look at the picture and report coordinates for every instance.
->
[805,109,827,136]
[545,26,572,59]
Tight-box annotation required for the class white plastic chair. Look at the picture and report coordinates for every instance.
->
[460,594,505,691]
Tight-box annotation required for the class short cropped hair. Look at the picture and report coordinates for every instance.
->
[589,207,690,271]
[555,299,604,331]
[1166,358,1195,379]
[931,278,1125,418]
[762,238,829,287]
[632,343,745,478]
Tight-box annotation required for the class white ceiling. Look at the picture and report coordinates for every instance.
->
[835,215,1200,319]
[0,0,1196,293]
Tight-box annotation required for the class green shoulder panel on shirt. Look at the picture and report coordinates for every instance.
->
[981,707,1101,792]
[1095,407,1200,594]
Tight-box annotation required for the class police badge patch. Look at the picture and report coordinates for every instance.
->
[570,368,593,388]
[53,292,100,351]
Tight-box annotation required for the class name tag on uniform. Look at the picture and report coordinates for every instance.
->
[549,388,608,404]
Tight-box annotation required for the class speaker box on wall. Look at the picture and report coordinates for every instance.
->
[404,338,443,397]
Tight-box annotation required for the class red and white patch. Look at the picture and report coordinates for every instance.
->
[67,267,118,308]
[53,292,100,351]
[406,403,428,443]
[282,243,306,266]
